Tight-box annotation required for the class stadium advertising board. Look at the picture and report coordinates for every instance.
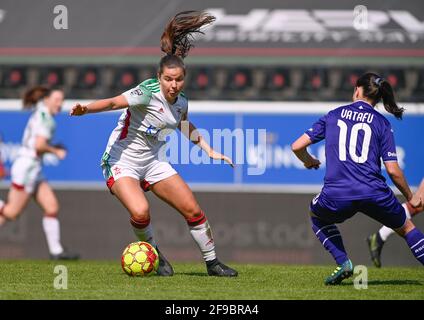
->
[1,101,423,190]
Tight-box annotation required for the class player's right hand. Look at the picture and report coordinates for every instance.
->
[305,158,321,170]
[70,103,88,116]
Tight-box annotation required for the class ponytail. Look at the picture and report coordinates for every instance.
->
[160,11,215,58]
[356,72,404,120]
[379,80,404,120]
[158,11,215,75]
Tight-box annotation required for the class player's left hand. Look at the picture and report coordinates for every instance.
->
[409,195,422,208]
[208,151,234,168]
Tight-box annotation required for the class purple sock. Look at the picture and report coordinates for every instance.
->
[311,217,348,265]
[404,228,424,265]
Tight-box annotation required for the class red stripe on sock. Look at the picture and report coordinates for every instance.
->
[186,211,207,227]
[130,216,150,229]
[44,212,58,218]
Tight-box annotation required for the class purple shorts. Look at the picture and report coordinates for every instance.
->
[310,191,407,229]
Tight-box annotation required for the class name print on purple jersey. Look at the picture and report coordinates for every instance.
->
[340,108,374,123]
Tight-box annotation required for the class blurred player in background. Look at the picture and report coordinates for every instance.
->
[291,73,423,285]
[367,178,424,267]
[70,11,237,277]
[0,134,7,180]
[0,86,79,260]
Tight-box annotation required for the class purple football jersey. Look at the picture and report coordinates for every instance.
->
[306,100,398,200]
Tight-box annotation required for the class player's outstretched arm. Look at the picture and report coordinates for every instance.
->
[179,119,234,167]
[384,161,417,206]
[291,133,321,169]
[69,95,129,116]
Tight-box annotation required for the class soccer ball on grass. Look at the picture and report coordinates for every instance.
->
[121,241,159,276]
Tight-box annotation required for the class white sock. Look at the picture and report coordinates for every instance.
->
[379,203,412,242]
[42,216,64,255]
[189,220,216,262]
[132,224,157,248]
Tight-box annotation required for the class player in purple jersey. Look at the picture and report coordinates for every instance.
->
[292,72,423,285]
[367,178,424,267]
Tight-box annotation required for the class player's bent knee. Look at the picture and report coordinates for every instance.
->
[130,213,151,229]
[50,203,59,214]
[3,210,19,221]
[2,204,25,221]
[130,207,150,223]
[183,204,202,220]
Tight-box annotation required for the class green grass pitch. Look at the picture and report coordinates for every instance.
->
[0,260,422,299]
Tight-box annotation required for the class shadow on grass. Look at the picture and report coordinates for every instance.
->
[176,272,209,277]
[339,279,422,286]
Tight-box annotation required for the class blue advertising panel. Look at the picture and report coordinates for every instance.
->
[0,110,423,188]
[241,114,424,187]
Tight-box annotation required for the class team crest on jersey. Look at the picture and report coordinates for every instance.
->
[113,166,121,176]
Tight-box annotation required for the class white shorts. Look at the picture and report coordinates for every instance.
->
[101,154,177,192]
[11,157,44,194]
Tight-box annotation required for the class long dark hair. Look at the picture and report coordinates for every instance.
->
[356,72,404,119]
[158,11,215,75]
[22,86,51,109]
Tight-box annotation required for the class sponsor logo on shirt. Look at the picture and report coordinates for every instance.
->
[145,125,162,138]
[312,193,320,205]
[388,151,397,157]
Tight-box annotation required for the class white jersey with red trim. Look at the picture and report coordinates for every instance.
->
[103,78,188,165]
[17,103,55,160]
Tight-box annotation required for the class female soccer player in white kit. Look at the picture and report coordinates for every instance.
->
[70,11,238,277]
[0,86,79,260]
